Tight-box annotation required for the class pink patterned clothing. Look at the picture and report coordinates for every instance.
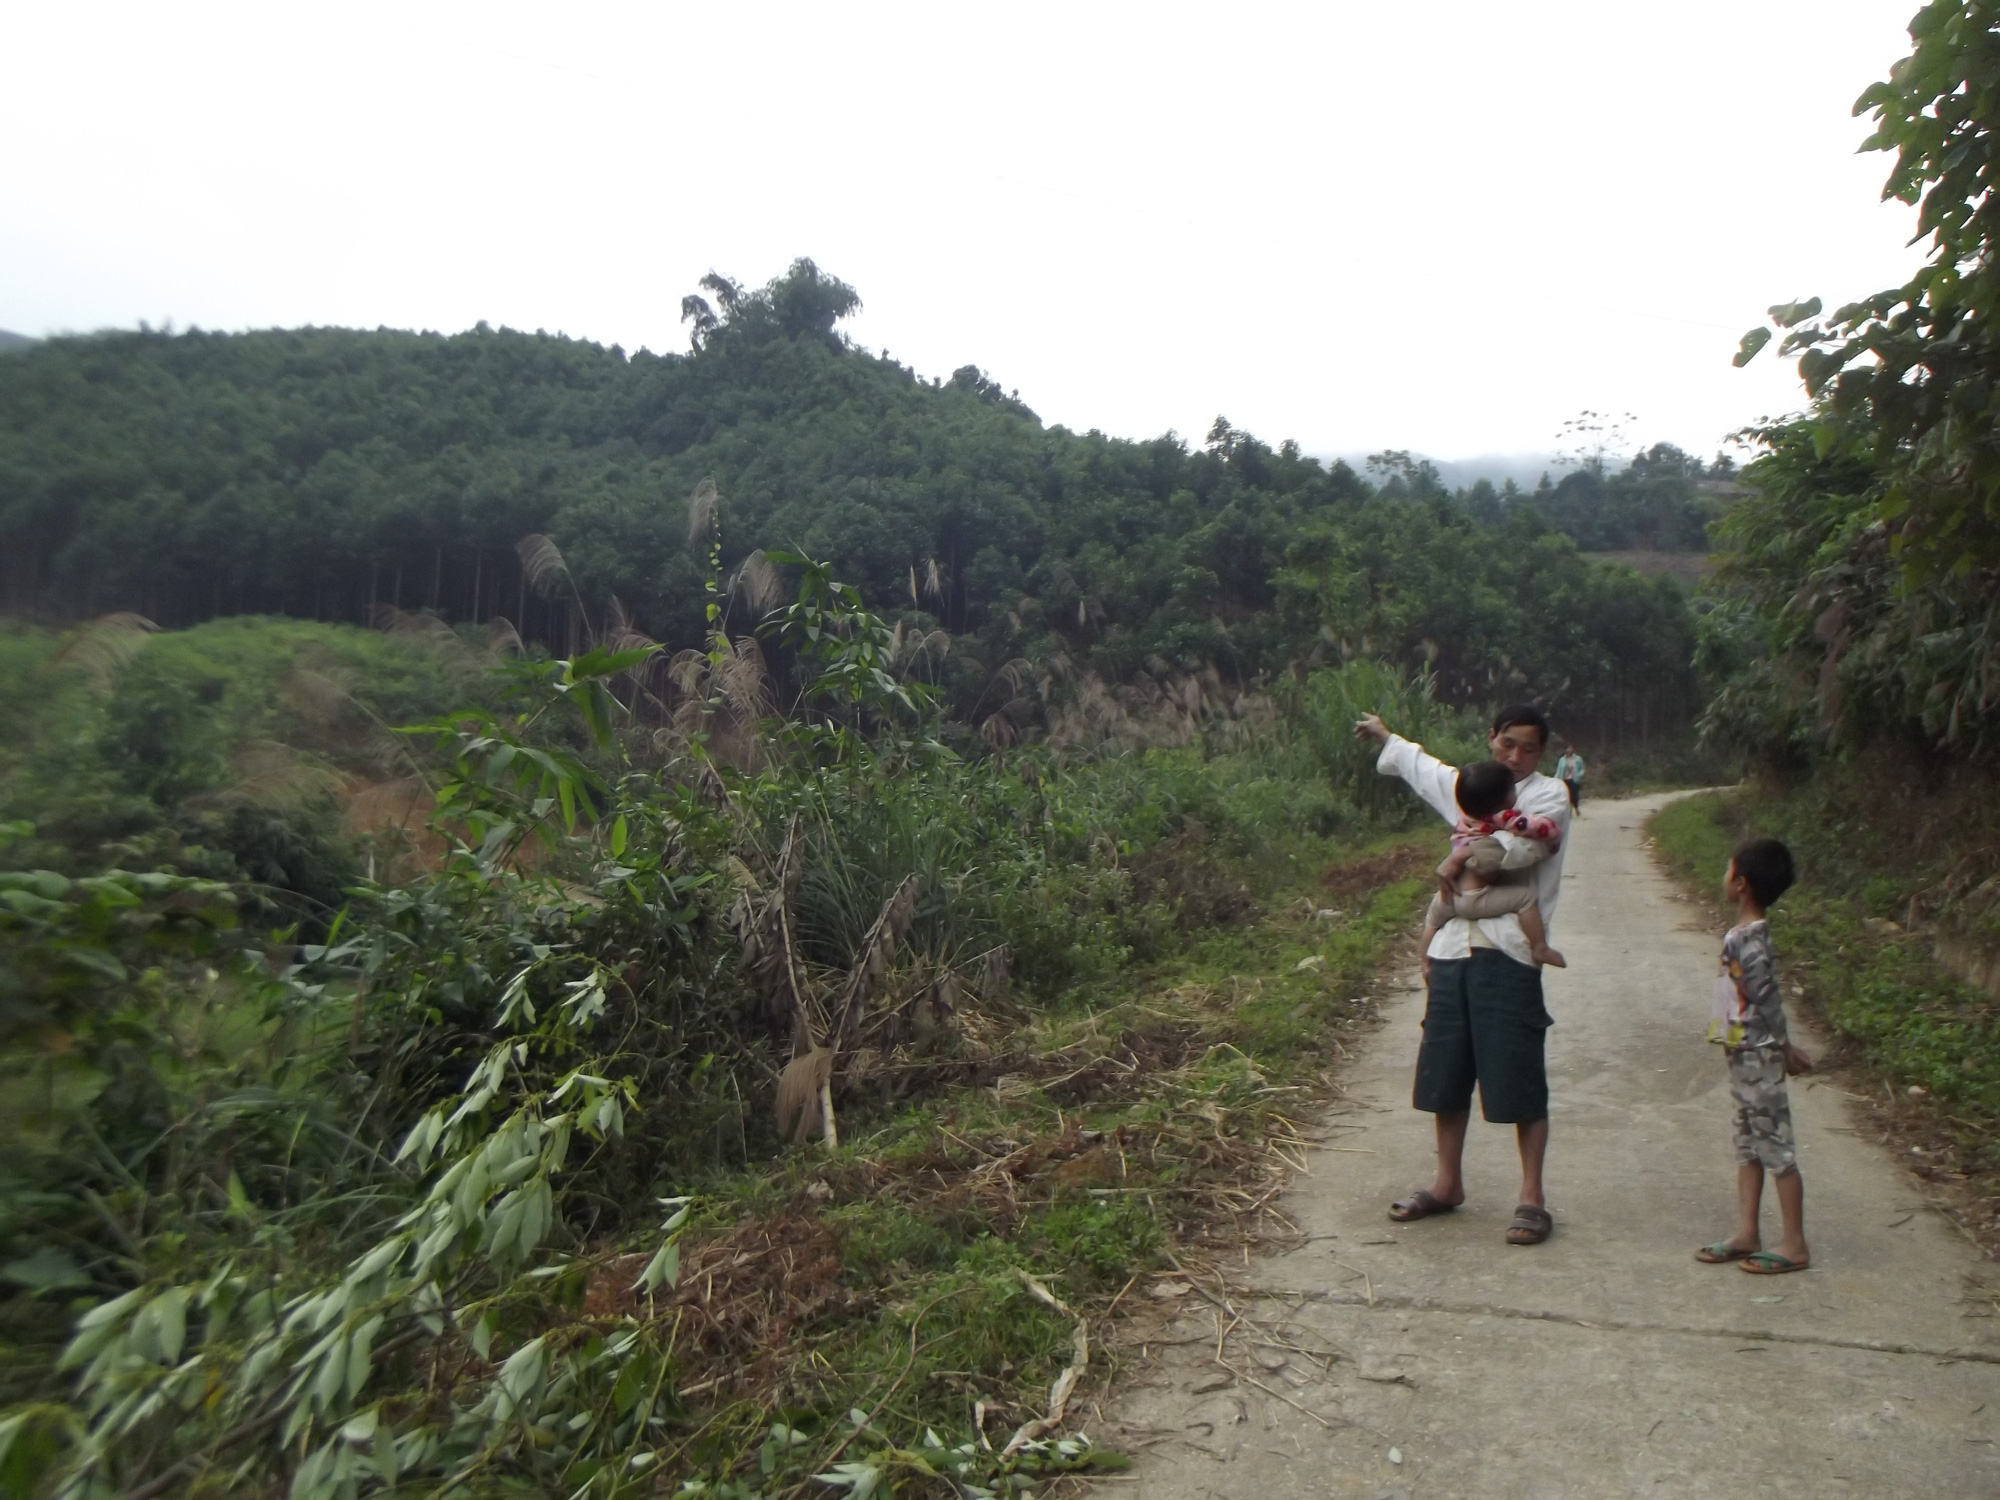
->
[1450,807,1562,857]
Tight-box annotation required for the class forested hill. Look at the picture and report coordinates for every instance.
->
[0,259,1703,738]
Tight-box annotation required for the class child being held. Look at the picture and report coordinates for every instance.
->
[1419,759,1566,970]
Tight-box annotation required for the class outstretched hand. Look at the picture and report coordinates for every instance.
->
[1354,712,1390,744]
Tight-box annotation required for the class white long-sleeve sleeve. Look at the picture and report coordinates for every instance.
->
[1374,734,1462,827]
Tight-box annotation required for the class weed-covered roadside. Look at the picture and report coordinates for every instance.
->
[651,836,1431,1492]
[0,561,1458,1497]
[1647,791,2000,1253]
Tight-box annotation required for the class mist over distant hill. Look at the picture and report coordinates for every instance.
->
[1326,452,1568,491]
[0,331,37,354]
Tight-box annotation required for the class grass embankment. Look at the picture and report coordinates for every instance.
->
[1648,788,2000,1250]
[656,834,1431,1490]
[1,613,1452,1495]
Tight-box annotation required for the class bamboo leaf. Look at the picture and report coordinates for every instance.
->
[634,1242,680,1295]
[347,1316,383,1401]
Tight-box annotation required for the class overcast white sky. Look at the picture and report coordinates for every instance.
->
[1,2,1929,462]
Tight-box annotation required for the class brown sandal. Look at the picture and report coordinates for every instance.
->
[1505,1204,1552,1245]
[1388,1188,1458,1222]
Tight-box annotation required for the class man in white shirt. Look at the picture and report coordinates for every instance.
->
[1354,704,1571,1246]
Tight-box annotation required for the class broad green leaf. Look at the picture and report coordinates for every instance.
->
[566,644,657,681]
[1733,326,1773,366]
[348,1237,405,1286]
[499,1335,547,1404]
[347,1315,383,1400]
[141,1286,190,1364]
[340,1408,378,1443]
[0,870,71,900]
[633,1242,680,1294]
[3,1247,89,1294]
[60,947,127,982]
[313,1332,350,1409]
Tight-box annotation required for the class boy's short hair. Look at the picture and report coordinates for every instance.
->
[1492,704,1550,747]
[1455,759,1514,819]
[1732,838,1796,909]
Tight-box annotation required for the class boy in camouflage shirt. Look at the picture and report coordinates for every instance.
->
[1696,838,1813,1274]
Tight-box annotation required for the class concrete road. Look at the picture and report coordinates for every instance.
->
[1097,793,1999,1498]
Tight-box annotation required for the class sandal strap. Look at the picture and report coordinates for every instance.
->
[1741,1250,1808,1272]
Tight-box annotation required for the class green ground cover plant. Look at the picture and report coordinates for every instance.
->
[0,568,1445,1497]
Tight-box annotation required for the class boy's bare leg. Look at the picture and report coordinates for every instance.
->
[1772,1166,1808,1262]
[1518,903,1566,969]
[1724,1160,1765,1253]
[1428,1109,1471,1206]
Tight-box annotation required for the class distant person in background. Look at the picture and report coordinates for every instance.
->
[1555,743,1586,814]
[1354,704,1571,1247]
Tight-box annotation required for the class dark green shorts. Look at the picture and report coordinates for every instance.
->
[1414,951,1552,1124]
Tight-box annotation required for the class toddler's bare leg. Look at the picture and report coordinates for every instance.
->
[1448,881,1533,921]
[1518,903,1566,969]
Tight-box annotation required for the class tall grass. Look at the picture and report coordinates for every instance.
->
[0,624,1463,1495]
[1287,659,1485,822]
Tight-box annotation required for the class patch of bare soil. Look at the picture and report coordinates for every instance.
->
[1318,840,1433,901]
[1127,827,1258,928]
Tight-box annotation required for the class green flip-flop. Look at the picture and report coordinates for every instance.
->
[1740,1250,1810,1275]
[1694,1241,1753,1263]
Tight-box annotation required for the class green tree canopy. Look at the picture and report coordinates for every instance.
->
[1735,0,2000,577]
[0,261,1703,746]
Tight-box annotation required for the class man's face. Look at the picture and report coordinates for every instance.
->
[1489,723,1545,781]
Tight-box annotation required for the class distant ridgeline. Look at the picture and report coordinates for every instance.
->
[0,260,1715,741]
